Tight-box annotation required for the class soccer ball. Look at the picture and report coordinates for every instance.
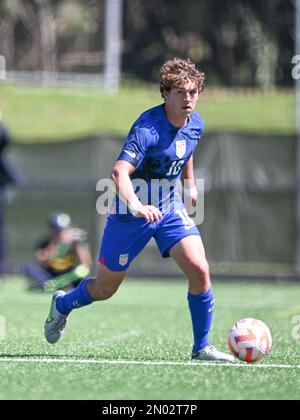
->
[228,318,272,363]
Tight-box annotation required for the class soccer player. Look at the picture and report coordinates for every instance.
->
[44,58,234,362]
[25,212,92,291]
[0,111,22,274]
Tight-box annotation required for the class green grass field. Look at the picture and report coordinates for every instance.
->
[0,277,300,400]
[0,84,294,142]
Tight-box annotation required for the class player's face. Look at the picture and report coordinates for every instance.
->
[164,80,199,126]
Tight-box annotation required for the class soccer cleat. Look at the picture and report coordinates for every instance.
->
[192,345,235,363]
[44,290,68,344]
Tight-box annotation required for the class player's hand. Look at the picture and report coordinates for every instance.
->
[60,228,87,243]
[139,205,163,223]
[36,248,51,263]
[183,190,198,214]
[191,193,198,208]
[129,203,162,223]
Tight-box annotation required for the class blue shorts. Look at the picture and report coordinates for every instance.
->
[99,209,200,272]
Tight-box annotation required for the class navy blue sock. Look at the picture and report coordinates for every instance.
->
[188,287,214,352]
[56,279,94,316]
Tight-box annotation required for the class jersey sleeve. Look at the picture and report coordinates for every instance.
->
[117,125,154,169]
[191,115,205,155]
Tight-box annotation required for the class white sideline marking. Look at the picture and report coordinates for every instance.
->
[0,357,299,369]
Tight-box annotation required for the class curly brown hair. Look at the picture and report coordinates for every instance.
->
[160,58,205,99]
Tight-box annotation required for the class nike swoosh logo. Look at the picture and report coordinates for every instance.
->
[208,300,215,313]
[46,299,55,323]
[124,150,137,159]
[46,294,59,323]
[184,224,196,231]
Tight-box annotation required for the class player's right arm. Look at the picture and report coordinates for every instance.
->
[111,160,162,223]
[36,243,57,265]
[36,248,50,264]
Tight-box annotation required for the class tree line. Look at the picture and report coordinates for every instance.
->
[0,0,294,88]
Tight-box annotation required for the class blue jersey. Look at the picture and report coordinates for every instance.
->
[100,104,204,269]
[116,104,204,213]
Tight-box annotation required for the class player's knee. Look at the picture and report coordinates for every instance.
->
[88,278,119,301]
[190,258,210,278]
[191,259,211,289]
[199,259,210,278]
[93,287,117,301]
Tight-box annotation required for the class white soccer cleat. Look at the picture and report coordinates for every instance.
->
[44,290,68,344]
[192,345,235,363]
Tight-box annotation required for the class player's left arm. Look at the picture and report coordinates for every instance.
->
[181,155,198,206]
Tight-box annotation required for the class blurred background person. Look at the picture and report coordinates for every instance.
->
[0,110,22,275]
[24,212,92,291]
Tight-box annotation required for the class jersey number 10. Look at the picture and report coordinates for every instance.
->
[166,160,185,176]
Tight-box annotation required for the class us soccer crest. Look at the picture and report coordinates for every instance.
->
[119,253,129,266]
[176,140,186,158]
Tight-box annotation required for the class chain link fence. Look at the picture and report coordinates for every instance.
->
[4,132,297,280]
